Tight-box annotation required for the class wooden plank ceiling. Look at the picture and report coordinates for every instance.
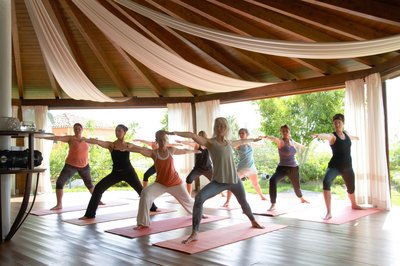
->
[11,0,400,108]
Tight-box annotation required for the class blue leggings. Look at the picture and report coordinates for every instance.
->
[192,180,255,231]
[323,167,355,194]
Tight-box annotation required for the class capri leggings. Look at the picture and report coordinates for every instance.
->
[56,164,93,190]
[323,167,355,194]
[186,168,213,184]
[192,180,255,231]
[269,166,303,204]
[143,165,156,182]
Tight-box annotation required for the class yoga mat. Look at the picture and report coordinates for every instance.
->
[282,205,381,224]
[63,208,176,226]
[106,215,228,238]
[30,201,128,216]
[153,223,287,254]
[166,196,241,211]
[253,201,316,217]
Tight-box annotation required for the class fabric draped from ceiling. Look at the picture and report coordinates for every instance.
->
[72,0,270,93]
[345,74,391,210]
[114,0,400,59]
[21,106,52,194]
[24,0,128,102]
[167,103,194,179]
[195,100,220,138]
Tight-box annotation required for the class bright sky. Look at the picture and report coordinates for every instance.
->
[49,76,399,140]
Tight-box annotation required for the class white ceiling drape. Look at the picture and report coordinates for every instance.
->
[72,0,271,93]
[114,0,400,59]
[25,0,130,102]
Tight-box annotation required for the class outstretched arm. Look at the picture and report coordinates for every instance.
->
[127,143,153,157]
[344,131,359,141]
[132,139,155,147]
[37,135,71,143]
[82,137,112,149]
[170,131,208,147]
[231,137,262,148]
[171,147,201,155]
[175,139,199,149]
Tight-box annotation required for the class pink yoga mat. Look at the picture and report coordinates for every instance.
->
[30,201,128,216]
[63,208,176,226]
[166,197,241,211]
[253,201,316,217]
[153,223,287,254]
[106,215,228,238]
[282,205,381,224]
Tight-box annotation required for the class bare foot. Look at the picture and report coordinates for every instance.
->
[133,225,148,230]
[267,204,276,211]
[99,201,105,206]
[78,216,94,220]
[323,213,332,220]
[50,205,62,210]
[251,220,265,229]
[202,214,208,219]
[222,201,230,207]
[352,204,363,210]
[182,232,198,244]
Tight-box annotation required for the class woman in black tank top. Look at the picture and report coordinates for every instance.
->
[79,124,156,219]
[313,114,362,220]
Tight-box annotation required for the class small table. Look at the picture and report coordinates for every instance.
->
[0,130,52,242]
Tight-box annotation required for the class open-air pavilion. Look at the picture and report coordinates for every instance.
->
[1,0,400,265]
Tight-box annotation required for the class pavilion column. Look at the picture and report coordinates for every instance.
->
[0,0,12,240]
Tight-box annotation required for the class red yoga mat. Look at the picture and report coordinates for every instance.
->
[252,201,317,217]
[153,223,287,254]
[63,208,176,226]
[30,201,128,216]
[106,215,228,238]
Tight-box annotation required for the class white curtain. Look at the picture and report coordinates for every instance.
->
[365,74,391,210]
[345,74,391,210]
[21,106,52,194]
[114,0,400,59]
[195,100,220,138]
[345,79,368,204]
[167,103,194,179]
[72,0,271,93]
[24,0,128,102]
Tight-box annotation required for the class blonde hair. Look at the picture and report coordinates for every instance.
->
[213,117,230,138]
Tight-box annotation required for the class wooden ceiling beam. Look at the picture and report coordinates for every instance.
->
[303,0,400,27]
[208,0,338,42]
[62,0,132,97]
[246,0,393,40]
[11,0,24,99]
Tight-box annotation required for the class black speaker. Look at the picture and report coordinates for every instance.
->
[0,149,43,169]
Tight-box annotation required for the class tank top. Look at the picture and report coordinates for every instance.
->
[237,144,254,170]
[278,140,298,167]
[194,146,212,170]
[65,138,89,168]
[155,149,182,187]
[328,132,352,168]
[111,149,132,171]
[208,138,238,184]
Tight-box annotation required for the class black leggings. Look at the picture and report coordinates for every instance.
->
[84,166,156,217]
[143,165,156,182]
[269,166,303,204]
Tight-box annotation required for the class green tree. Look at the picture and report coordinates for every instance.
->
[226,115,240,140]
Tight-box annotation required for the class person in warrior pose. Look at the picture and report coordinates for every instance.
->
[223,128,267,207]
[312,114,362,220]
[172,117,264,244]
[79,124,156,219]
[39,123,98,210]
[134,130,199,229]
[263,124,308,211]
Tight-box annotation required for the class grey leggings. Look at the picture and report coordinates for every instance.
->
[192,180,255,231]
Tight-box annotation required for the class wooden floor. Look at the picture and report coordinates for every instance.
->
[1,191,399,266]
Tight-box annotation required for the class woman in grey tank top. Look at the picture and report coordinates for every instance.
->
[263,125,309,211]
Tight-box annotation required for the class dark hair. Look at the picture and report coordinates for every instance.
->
[238,128,249,135]
[332,114,344,123]
[280,124,290,131]
[116,124,128,132]
[73,123,83,129]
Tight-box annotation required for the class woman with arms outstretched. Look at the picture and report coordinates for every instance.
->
[173,117,264,244]
[312,114,362,220]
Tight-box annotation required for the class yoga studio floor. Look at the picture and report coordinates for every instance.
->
[1,190,398,266]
